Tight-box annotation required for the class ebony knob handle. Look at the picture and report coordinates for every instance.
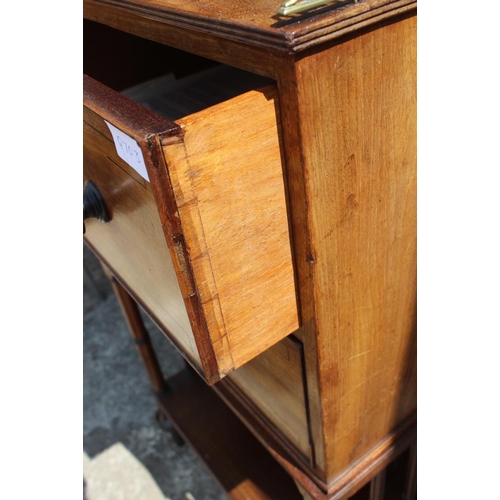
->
[83,180,110,234]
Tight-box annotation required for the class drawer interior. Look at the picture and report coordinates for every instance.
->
[84,18,271,108]
[123,65,271,121]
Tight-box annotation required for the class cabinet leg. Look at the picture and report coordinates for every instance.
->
[109,277,168,398]
[109,276,189,446]
[369,468,387,500]
[403,443,417,500]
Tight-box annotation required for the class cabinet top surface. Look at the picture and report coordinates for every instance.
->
[84,0,416,52]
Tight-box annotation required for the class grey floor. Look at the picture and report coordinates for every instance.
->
[83,245,228,500]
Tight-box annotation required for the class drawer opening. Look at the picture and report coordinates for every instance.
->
[84,19,218,91]
[84,19,273,118]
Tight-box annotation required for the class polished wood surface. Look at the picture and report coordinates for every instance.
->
[228,337,311,462]
[220,373,415,499]
[83,80,202,367]
[109,274,169,396]
[84,4,287,80]
[84,0,416,53]
[101,277,415,500]
[276,13,417,487]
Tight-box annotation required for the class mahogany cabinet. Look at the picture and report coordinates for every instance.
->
[83,1,416,498]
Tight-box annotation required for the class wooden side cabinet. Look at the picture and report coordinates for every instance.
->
[83,1,416,498]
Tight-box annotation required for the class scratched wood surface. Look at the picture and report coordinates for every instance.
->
[276,13,417,488]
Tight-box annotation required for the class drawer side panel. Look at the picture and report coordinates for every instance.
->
[166,86,300,374]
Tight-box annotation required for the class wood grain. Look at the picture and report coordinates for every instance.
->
[164,85,299,376]
[83,113,202,366]
[217,364,415,500]
[84,3,417,496]
[84,74,298,382]
[83,0,416,53]
[276,13,417,483]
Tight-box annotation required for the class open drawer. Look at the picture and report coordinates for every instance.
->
[83,71,299,384]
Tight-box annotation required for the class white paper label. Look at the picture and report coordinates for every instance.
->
[105,121,149,181]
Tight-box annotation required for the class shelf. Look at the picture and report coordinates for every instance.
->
[158,369,303,500]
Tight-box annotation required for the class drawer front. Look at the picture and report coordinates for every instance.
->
[227,336,312,462]
[83,121,201,366]
[83,74,299,383]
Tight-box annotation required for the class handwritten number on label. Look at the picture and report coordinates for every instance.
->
[104,121,150,182]
[116,135,141,164]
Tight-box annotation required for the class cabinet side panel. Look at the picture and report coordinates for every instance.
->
[279,15,416,482]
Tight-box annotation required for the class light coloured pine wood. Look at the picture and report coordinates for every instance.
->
[228,337,311,462]
[164,86,299,376]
